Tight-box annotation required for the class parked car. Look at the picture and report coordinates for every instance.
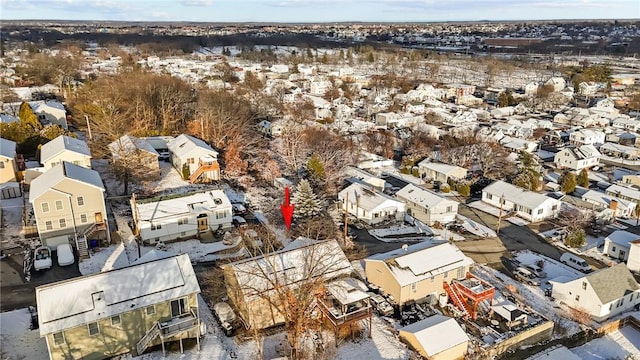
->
[33,246,52,271]
[513,267,541,286]
[56,243,75,267]
[232,203,247,215]
[449,224,467,233]
[501,256,521,273]
[560,253,592,273]
[232,216,247,228]
[213,302,237,336]
[369,293,394,317]
[525,264,547,279]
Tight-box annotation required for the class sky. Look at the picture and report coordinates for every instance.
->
[1,0,639,23]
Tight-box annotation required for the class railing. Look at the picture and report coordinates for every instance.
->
[158,309,199,339]
[317,299,371,327]
[83,221,106,237]
[136,323,160,355]
[444,281,471,318]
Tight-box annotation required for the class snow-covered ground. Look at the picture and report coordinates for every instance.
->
[456,214,497,238]
[336,316,409,360]
[467,200,530,226]
[513,250,583,285]
[0,307,49,360]
[571,325,640,360]
[0,195,28,249]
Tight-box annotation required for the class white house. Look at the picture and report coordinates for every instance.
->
[550,264,640,322]
[396,183,458,226]
[482,180,561,222]
[603,230,640,262]
[569,129,606,146]
[343,166,386,191]
[417,161,468,183]
[133,190,233,244]
[31,101,68,129]
[338,182,405,225]
[553,145,600,171]
[167,134,219,181]
[627,241,640,272]
[581,190,636,219]
[606,184,640,205]
[40,135,92,170]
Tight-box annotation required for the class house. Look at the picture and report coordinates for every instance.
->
[549,263,640,322]
[398,315,469,360]
[0,137,18,183]
[31,100,68,129]
[600,142,640,160]
[36,254,201,360]
[108,135,160,178]
[622,174,640,188]
[29,161,110,252]
[396,183,458,226]
[417,161,468,183]
[627,241,640,272]
[40,135,92,170]
[133,190,233,244]
[569,129,606,146]
[606,184,640,205]
[343,166,387,191]
[581,190,636,219]
[482,180,561,222]
[553,145,600,171]
[364,242,474,306]
[222,239,353,329]
[141,135,174,161]
[357,151,394,169]
[167,134,219,183]
[603,230,640,262]
[338,182,405,225]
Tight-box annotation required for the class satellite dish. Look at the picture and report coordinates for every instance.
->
[402,244,409,251]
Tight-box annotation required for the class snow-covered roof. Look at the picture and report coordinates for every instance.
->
[581,190,633,211]
[36,254,200,335]
[136,190,231,221]
[339,182,403,212]
[326,278,370,305]
[606,184,640,201]
[417,161,468,175]
[605,230,640,247]
[167,134,217,159]
[142,135,174,150]
[395,183,456,209]
[483,180,558,210]
[0,137,16,159]
[40,135,91,164]
[108,135,159,158]
[399,315,469,357]
[29,162,104,203]
[224,239,352,300]
[366,242,473,287]
[528,346,582,360]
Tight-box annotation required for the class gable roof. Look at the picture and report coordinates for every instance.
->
[339,182,402,211]
[605,230,640,247]
[36,254,199,335]
[167,134,217,159]
[417,161,468,176]
[0,137,16,159]
[40,135,91,164]
[108,135,159,158]
[366,242,473,286]
[223,239,352,300]
[606,184,640,201]
[399,315,469,356]
[29,162,104,202]
[586,263,640,304]
[396,183,456,208]
[483,180,557,210]
[135,190,231,222]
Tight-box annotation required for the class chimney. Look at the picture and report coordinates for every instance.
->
[610,199,618,211]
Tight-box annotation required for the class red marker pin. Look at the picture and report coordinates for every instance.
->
[280,186,294,230]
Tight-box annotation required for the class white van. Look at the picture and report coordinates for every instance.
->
[560,253,592,273]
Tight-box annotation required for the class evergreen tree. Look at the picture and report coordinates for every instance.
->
[18,102,42,131]
[559,171,577,194]
[291,179,324,219]
[577,168,589,188]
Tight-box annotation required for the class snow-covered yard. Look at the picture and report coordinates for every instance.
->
[0,307,49,360]
[513,250,583,285]
[0,195,29,249]
[467,201,530,226]
[456,214,497,238]
[571,325,640,360]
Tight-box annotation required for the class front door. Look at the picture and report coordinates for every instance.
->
[197,214,208,232]
[94,212,103,223]
[619,250,626,260]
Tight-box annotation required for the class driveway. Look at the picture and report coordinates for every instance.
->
[1,251,82,312]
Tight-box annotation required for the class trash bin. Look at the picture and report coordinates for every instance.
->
[89,239,99,248]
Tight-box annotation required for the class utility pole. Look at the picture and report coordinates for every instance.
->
[85,115,93,141]
[344,192,349,243]
[496,194,504,235]
[131,193,141,258]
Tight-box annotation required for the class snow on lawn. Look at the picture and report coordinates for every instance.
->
[0,195,27,248]
[80,243,130,275]
[336,316,409,360]
[369,224,426,238]
[513,250,583,285]
[571,326,640,360]
[0,308,49,360]
[468,200,502,217]
[472,264,583,339]
[456,214,497,238]
[506,217,529,226]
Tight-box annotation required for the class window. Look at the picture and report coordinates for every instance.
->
[0,162,4,169]
[111,315,121,326]
[457,267,465,279]
[88,322,99,336]
[443,271,448,279]
[582,282,587,290]
[80,214,87,223]
[178,217,188,225]
[170,298,187,317]
[552,204,558,211]
[77,196,84,206]
[575,295,580,301]
[487,194,493,200]
[430,276,435,283]
[45,221,53,230]
[146,305,156,315]
[612,246,617,252]
[610,303,613,310]
[59,219,66,228]
[55,200,63,211]
[53,332,65,346]
[537,209,543,215]
[446,206,453,213]
[151,223,162,231]
[411,283,417,292]
[215,211,227,219]
[41,202,50,213]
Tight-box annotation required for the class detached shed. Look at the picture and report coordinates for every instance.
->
[398,315,469,360]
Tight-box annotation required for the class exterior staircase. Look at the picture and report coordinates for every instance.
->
[443,281,472,318]
[75,235,89,259]
[188,158,220,184]
[136,323,160,356]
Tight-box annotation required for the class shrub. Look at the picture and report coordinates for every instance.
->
[456,183,471,197]
[565,229,586,248]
